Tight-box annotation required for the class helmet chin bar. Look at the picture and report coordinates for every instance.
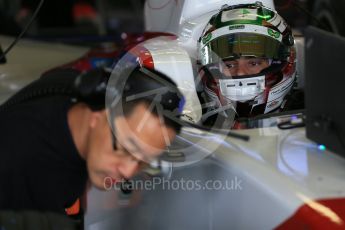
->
[219,75,265,102]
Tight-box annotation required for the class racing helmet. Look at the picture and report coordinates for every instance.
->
[198,2,297,118]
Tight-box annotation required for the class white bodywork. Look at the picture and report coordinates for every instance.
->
[84,125,345,229]
[141,37,203,122]
[145,0,275,35]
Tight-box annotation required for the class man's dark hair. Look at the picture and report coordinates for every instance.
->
[113,67,184,133]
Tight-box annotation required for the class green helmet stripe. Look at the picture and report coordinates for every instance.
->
[202,24,282,46]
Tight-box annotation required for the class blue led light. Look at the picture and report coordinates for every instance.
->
[318,145,326,151]
[291,115,298,120]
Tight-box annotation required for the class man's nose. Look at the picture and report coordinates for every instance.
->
[236,64,248,76]
[118,160,140,179]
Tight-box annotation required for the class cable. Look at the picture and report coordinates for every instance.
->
[0,0,45,62]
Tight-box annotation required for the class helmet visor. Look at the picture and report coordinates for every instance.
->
[200,33,289,66]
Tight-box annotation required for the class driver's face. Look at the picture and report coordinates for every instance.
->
[220,57,269,77]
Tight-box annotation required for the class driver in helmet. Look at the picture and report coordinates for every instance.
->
[198,3,302,128]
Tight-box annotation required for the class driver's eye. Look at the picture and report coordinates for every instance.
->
[225,62,236,68]
[249,58,269,67]
[248,60,261,66]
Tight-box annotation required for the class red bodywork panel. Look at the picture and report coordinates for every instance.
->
[276,198,345,229]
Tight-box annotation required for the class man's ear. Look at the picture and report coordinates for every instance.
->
[89,110,107,129]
